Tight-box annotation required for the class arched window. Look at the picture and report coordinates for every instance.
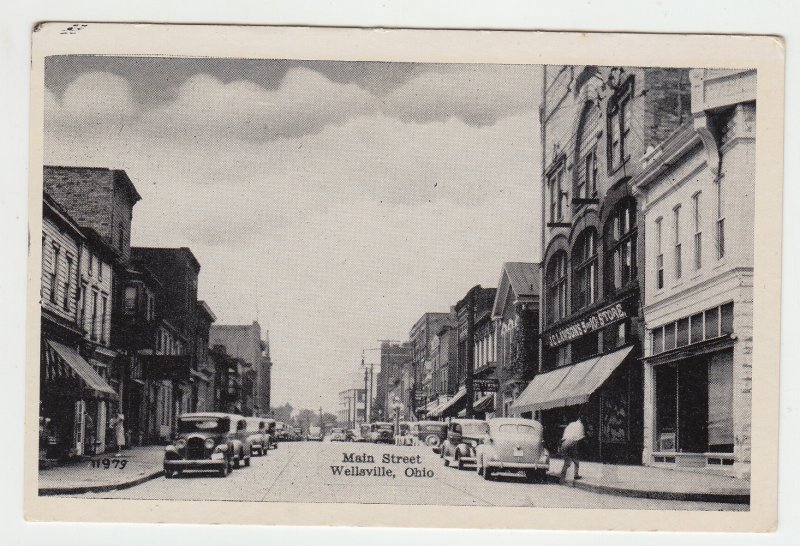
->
[572,228,598,311]
[605,198,638,293]
[575,102,601,202]
[546,251,568,324]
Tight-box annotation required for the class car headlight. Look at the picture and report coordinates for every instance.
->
[175,438,187,450]
[204,438,215,449]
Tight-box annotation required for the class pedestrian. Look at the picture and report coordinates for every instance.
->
[111,413,126,457]
[559,414,585,484]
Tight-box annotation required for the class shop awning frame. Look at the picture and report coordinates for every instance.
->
[46,340,118,400]
[428,388,467,418]
[511,345,634,414]
[473,393,495,413]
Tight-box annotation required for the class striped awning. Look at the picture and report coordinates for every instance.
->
[45,340,118,399]
[511,345,633,414]
[428,387,467,418]
[473,393,495,413]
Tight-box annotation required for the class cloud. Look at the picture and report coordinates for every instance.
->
[46,71,139,133]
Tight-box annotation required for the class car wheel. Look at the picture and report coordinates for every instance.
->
[164,468,175,479]
[477,459,484,476]
[483,465,493,481]
[456,453,464,470]
[244,454,251,467]
[234,454,241,468]
[443,453,450,467]
[525,470,538,483]
[219,458,230,477]
[425,435,440,447]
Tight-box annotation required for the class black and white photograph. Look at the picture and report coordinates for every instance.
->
[24,24,783,531]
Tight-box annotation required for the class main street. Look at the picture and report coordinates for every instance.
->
[79,441,747,510]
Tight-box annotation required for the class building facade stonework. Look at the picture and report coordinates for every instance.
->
[635,68,755,478]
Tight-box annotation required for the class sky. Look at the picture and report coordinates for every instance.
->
[43,56,543,414]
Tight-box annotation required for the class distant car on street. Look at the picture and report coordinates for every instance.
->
[163,412,251,478]
[291,427,303,441]
[329,427,348,441]
[475,418,550,482]
[243,417,269,456]
[367,422,395,444]
[441,419,489,470]
[275,421,290,442]
[410,421,448,452]
[306,426,324,441]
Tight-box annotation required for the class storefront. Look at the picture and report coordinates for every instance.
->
[644,303,738,472]
[512,294,644,464]
[40,339,118,460]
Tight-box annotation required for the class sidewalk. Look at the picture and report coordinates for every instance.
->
[38,445,165,495]
[547,457,750,503]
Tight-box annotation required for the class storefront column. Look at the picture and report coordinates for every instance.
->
[642,361,654,464]
[733,292,753,479]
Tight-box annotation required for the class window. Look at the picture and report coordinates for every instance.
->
[650,303,735,355]
[716,177,726,259]
[100,295,108,344]
[575,102,600,201]
[124,286,137,314]
[655,217,664,289]
[98,260,103,282]
[547,252,568,324]
[49,243,60,304]
[88,251,93,276]
[79,283,87,329]
[547,162,567,222]
[607,78,633,171]
[673,205,682,279]
[146,292,155,321]
[605,199,637,293]
[90,290,98,340]
[572,229,598,311]
[693,192,702,270]
[63,254,73,310]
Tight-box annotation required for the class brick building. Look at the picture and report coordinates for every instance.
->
[409,312,453,415]
[634,69,755,477]
[512,65,692,464]
[209,321,271,416]
[375,341,412,421]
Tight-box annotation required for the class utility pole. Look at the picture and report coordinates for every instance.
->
[363,361,369,425]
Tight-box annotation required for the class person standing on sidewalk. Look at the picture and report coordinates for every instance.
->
[110,413,126,457]
[559,415,585,484]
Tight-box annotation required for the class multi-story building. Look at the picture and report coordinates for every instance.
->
[472,306,497,418]
[409,312,453,415]
[193,301,217,412]
[40,194,119,460]
[491,262,540,417]
[375,341,412,421]
[634,69,755,477]
[209,321,270,416]
[338,388,366,428]
[513,65,692,463]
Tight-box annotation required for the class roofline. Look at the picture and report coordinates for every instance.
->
[634,123,701,191]
[131,246,201,272]
[43,193,84,240]
[196,300,217,322]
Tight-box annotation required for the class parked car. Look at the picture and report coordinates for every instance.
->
[441,419,489,470]
[329,427,348,442]
[475,418,550,482]
[395,421,415,445]
[306,425,324,441]
[410,421,448,452]
[244,417,269,456]
[264,419,278,449]
[356,423,371,442]
[163,412,251,478]
[291,427,304,441]
[367,422,395,444]
[275,421,290,441]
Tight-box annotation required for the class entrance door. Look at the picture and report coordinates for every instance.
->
[677,358,708,453]
[73,400,86,456]
[654,364,677,451]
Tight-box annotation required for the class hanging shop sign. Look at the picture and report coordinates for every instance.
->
[472,378,499,392]
[545,296,636,348]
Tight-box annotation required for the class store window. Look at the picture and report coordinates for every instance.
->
[572,228,598,311]
[650,302,735,356]
[546,251,568,324]
[604,198,637,294]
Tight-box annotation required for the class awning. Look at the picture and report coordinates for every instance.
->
[511,345,633,414]
[473,393,495,413]
[428,387,467,418]
[190,368,211,383]
[46,340,118,399]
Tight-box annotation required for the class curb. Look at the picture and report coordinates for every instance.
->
[39,469,164,496]
[549,475,749,504]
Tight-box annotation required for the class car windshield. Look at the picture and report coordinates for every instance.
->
[497,423,541,435]
[461,422,489,436]
[423,425,445,432]
[178,417,229,433]
[376,424,393,431]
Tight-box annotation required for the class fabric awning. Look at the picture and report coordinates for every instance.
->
[511,345,633,414]
[473,393,495,413]
[428,387,467,418]
[190,368,211,383]
[46,340,118,399]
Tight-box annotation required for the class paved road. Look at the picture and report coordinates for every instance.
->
[81,440,747,510]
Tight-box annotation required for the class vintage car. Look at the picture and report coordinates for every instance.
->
[263,419,278,449]
[274,421,290,441]
[441,419,489,470]
[475,418,550,482]
[367,422,395,444]
[163,412,251,478]
[410,421,448,452]
[306,425,324,441]
[329,427,348,442]
[244,417,269,456]
[290,427,303,441]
